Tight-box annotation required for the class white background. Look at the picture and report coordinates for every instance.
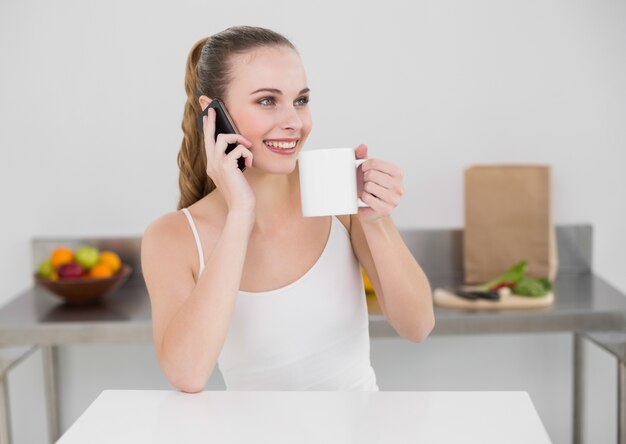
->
[1,0,624,443]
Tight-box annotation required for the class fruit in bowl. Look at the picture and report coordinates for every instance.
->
[58,263,85,279]
[75,245,100,270]
[34,246,131,305]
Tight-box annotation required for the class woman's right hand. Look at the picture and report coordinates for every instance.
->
[202,108,256,215]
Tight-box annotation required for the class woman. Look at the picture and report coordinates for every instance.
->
[141,26,434,393]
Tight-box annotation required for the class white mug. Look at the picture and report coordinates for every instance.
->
[297,147,369,217]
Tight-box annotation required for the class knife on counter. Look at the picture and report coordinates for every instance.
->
[452,289,501,302]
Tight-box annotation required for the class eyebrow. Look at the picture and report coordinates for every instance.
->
[249,87,310,96]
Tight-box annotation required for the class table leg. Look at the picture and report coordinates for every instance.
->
[573,332,584,444]
[41,346,60,443]
[0,346,39,444]
[617,359,626,444]
[0,374,11,444]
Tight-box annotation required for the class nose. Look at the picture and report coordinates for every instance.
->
[280,105,303,132]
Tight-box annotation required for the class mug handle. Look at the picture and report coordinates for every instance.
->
[355,158,369,208]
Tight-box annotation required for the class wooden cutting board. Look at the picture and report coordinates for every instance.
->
[433,287,554,310]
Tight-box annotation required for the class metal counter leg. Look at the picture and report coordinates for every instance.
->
[41,346,60,443]
[617,359,626,444]
[0,375,11,444]
[0,346,39,444]
[573,332,584,444]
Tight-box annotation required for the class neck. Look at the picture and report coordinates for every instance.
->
[216,167,302,235]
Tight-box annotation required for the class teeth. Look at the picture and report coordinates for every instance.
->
[265,140,297,149]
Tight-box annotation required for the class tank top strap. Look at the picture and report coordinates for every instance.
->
[181,208,205,276]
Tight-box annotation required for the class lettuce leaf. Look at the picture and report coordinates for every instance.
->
[476,261,528,292]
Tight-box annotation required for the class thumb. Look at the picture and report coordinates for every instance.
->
[355,144,368,159]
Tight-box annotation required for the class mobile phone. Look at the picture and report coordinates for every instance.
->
[197,98,245,171]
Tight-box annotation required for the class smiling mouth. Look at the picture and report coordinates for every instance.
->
[263,140,299,150]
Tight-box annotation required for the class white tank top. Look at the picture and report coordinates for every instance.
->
[181,208,378,391]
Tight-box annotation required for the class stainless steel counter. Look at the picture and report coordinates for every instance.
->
[0,272,625,346]
[2,225,624,345]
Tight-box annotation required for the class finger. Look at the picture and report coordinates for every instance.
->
[225,144,254,168]
[362,159,403,179]
[363,182,400,206]
[215,133,253,151]
[361,191,394,217]
[214,134,253,164]
[202,109,218,166]
[364,169,394,190]
[203,107,216,144]
[365,169,404,196]
[355,144,368,159]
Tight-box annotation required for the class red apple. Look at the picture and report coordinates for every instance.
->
[57,263,85,279]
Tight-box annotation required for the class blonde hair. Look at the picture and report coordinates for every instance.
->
[176,26,297,210]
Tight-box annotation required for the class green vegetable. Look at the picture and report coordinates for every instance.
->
[477,261,528,292]
[476,261,553,297]
[537,278,552,292]
[513,277,551,297]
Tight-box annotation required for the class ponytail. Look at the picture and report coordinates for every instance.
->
[176,37,215,210]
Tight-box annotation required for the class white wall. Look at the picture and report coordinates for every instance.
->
[1,0,625,443]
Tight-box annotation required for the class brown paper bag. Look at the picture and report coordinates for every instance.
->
[463,165,558,284]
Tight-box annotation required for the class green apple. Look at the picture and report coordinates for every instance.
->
[37,260,54,278]
[75,245,100,270]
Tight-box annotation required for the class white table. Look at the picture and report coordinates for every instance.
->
[56,390,551,444]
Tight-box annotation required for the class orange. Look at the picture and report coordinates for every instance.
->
[89,264,114,279]
[361,267,375,294]
[98,251,122,273]
[50,247,74,269]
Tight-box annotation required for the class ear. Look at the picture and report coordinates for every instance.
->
[198,95,213,111]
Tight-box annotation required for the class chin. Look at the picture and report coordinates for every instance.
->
[249,158,298,176]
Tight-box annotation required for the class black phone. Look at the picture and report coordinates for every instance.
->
[197,98,246,171]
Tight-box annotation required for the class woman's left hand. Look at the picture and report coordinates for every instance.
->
[355,144,404,224]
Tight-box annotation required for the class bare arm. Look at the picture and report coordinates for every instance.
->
[351,214,434,342]
[351,147,434,342]
[141,210,254,393]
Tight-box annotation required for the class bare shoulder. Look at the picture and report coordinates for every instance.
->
[142,196,226,282]
[143,210,190,250]
[141,210,195,279]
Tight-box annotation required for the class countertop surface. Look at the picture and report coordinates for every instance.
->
[56,390,552,444]
[1,272,625,345]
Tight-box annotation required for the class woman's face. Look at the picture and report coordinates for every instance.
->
[220,46,312,175]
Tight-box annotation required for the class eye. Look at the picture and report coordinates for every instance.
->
[295,95,310,106]
[258,97,275,106]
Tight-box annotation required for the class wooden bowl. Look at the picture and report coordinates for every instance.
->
[34,265,132,305]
